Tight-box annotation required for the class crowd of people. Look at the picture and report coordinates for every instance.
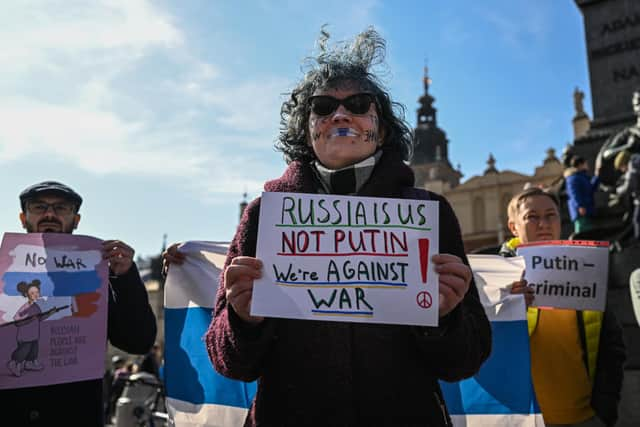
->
[3,26,640,427]
[161,28,637,427]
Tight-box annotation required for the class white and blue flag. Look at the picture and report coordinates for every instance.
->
[440,254,544,427]
[164,241,256,427]
[164,249,542,426]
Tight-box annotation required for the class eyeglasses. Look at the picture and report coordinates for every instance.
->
[309,93,376,116]
[26,202,75,215]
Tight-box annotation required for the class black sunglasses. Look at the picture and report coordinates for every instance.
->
[308,93,376,116]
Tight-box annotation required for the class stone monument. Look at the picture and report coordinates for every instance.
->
[573,0,640,171]
[573,3,640,425]
[600,89,640,162]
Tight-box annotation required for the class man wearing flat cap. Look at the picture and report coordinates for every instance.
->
[3,180,157,426]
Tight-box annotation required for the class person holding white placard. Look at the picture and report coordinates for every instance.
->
[196,28,491,427]
[500,187,625,427]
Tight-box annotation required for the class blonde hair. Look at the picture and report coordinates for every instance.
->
[507,187,559,222]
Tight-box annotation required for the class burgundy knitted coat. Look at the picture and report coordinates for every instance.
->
[206,151,491,427]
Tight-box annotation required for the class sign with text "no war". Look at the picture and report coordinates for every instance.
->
[0,232,109,391]
[517,240,609,312]
[251,192,440,326]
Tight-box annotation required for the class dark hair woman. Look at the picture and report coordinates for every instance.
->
[206,27,491,427]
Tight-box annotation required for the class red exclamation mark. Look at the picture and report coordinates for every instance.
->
[418,238,429,284]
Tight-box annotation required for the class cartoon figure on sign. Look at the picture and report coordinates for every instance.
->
[4,279,63,377]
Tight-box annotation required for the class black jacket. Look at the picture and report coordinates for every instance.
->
[2,263,157,427]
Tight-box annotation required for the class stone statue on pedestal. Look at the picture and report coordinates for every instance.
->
[600,90,640,162]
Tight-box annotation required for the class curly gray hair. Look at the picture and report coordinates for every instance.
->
[275,27,414,163]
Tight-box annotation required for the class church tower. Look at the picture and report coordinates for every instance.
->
[411,67,462,193]
[239,191,248,222]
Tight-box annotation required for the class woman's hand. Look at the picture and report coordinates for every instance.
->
[433,254,472,318]
[510,279,534,307]
[224,256,265,325]
[162,242,186,276]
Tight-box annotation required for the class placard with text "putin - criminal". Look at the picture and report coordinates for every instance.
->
[517,240,609,311]
[251,192,440,326]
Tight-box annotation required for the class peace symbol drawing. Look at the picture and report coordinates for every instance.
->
[416,291,432,309]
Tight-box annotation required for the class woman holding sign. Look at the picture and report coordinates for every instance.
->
[502,187,625,427]
[204,27,491,426]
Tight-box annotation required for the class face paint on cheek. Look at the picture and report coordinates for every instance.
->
[364,130,379,143]
[369,115,381,144]
[369,114,379,129]
[309,117,321,142]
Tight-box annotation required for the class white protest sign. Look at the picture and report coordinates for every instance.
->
[251,192,440,326]
[517,240,609,311]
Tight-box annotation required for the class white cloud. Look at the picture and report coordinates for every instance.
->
[0,0,181,68]
[205,80,289,133]
[0,0,279,185]
[0,95,286,188]
[0,0,387,206]
[0,97,195,173]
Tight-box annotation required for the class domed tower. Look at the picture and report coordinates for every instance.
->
[410,66,462,193]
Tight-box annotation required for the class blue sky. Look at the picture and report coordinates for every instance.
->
[2,0,590,258]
